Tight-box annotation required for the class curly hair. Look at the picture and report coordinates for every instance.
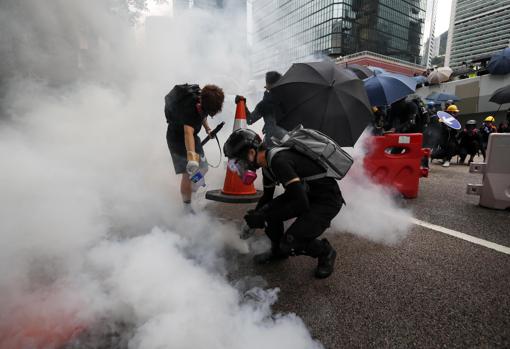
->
[201,84,224,116]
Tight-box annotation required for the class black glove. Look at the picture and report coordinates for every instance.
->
[235,95,246,104]
[244,209,266,229]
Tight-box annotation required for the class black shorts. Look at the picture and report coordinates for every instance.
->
[166,126,205,175]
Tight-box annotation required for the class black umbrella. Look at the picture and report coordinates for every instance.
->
[489,84,510,105]
[342,63,374,79]
[271,61,373,147]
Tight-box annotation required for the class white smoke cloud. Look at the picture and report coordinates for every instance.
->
[0,1,323,348]
[332,131,414,244]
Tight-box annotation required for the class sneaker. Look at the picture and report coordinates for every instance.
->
[253,249,288,264]
[315,239,337,279]
[183,203,196,215]
[442,161,450,167]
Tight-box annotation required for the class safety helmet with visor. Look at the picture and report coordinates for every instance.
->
[223,129,262,185]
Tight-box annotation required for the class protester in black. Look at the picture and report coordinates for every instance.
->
[164,84,224,212]
[457,120,481,165]
[386,98,421,133]
[224,129,342,279]
[479,116,498,161]
[236,71,287,147]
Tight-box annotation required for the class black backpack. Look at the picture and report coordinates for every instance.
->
[164,84,200,124]
[267,126,353,182]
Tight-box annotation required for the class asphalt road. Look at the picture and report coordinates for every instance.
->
[206,156,510,349]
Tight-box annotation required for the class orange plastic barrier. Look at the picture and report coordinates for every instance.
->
[364,133,429,198]
[205,99,262,203]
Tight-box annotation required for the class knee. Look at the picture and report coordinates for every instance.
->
[279,234,306,256]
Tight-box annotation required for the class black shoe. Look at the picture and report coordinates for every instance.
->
[315,239,337,279]
[253,249,288,264]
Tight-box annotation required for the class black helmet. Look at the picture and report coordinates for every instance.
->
[223,129,262,159]
[466,119,477,126]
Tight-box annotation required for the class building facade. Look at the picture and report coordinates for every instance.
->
[251,0,426,77]
[422,0,438,68]
[445,0,510,69]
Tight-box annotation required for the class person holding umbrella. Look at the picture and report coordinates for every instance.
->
[235,71,287,147]
[223,128,342,279]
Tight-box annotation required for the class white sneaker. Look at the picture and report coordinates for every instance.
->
[442,161,450,167]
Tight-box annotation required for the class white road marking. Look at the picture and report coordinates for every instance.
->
[412,218,510,255]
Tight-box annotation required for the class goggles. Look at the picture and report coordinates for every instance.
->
[228,159,257,185]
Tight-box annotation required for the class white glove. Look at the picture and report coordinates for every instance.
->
[186,151,200,175]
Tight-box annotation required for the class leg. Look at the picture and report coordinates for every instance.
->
[180,174,192,202]
[280,202,341,278]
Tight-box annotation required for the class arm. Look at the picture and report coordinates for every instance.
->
[184,124,199,174]
[255,175,276,210]
[247,101,266,125]
[184,124,196,153]
[202,118,212,134]
[261,181,310,221]
[260,156,310,220]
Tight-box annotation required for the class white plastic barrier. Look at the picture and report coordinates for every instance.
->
[467,133,510,210]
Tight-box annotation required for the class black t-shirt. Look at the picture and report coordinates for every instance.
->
[164,84,205,136]
[264,149,340,201]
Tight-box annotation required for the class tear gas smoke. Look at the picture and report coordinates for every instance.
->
[332,131,414,244]
[0,1,322,348]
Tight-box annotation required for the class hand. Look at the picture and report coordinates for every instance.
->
[240,222,256,240]
[186,151,200,175]
[186,160,199,175]
[244,209,266,229]
[235,95,246,104]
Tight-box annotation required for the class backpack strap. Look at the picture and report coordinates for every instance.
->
[266,147,328,183]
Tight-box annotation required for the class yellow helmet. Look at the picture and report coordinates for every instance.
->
[446,105,459,113]
[372,106,379,113]
[484,115,495,122]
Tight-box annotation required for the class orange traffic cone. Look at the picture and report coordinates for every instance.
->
[205,99,263,203]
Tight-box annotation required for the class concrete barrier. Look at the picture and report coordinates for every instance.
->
[467,133,510,210]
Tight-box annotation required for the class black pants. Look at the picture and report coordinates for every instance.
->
[264,196,342,257]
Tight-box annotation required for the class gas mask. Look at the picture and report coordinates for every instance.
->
[228,158,258,185]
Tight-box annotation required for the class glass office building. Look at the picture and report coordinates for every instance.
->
[446,0,510,69]
[251,0,426,77]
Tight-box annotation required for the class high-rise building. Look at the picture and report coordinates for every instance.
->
[250,0,426,77]
[422,0,438,68]
[445,0,510,68]
[437,30,448,56]
[192,0,224,10]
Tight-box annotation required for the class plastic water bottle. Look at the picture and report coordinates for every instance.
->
[190,170,206,192]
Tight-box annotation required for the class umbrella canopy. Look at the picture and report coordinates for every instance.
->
[363,72,417,106]
[367,66,387,75]
[271,61,373,147]
[427,67,453,84]
[425,92,460,102]
[343,63,374,79]
[487,48,510,75]
[489,84,510,104]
